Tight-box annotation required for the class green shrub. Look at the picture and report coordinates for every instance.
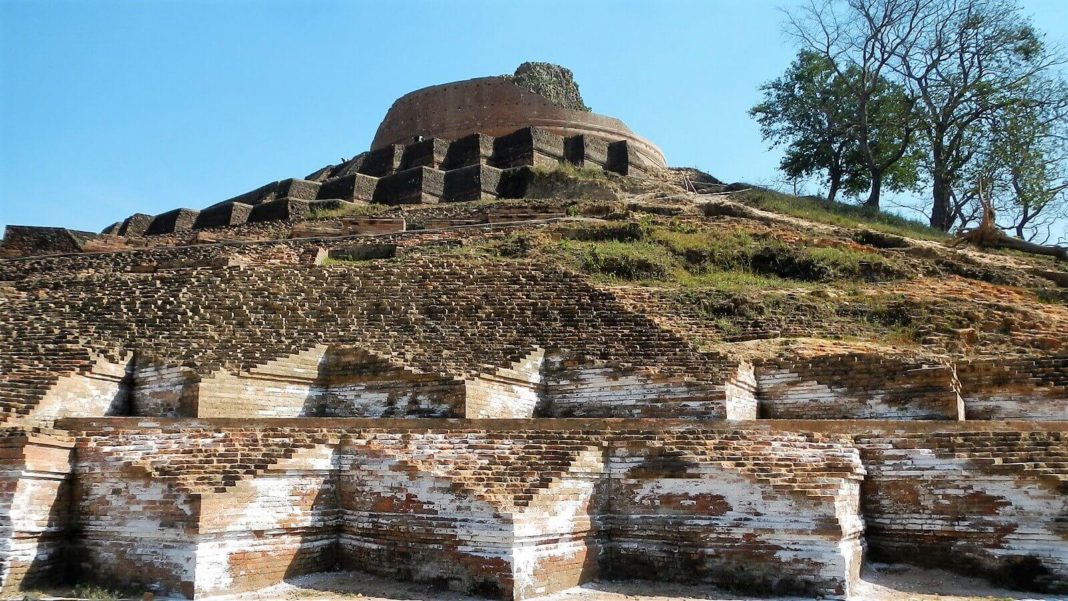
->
[649,229,755,269]
[533,161,606,181]
[647,225,904,282]
[491,232,536,257]
[577,241,674,280]
[801,246,903,281]
[72,584,121,601]
[674,270,803,292]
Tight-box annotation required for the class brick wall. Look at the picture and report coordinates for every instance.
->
[193,446,338,596]
[542,363,728,419]
[370,77,666,170]
[103,122,658,241]
[856,429,1068,593]
[4,419,1065,598]
[0,226,93,258]
[46,420,871,599]
[600,436,862,597]
[0,430,74,595]
[130,360,200,417]
[465,349,545,419]
[754,353,963,420]
[25,354,132,426]
[2,257,734,426]
[958,356,1068,420]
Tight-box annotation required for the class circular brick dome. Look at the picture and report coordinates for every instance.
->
[371,76,667,169]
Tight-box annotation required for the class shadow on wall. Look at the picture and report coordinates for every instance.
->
[25,354,134,425]
[23,482,72,590]
[0,436,76,596]
[277,482,341,589]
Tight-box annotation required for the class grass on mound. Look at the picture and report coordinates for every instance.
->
[551,222,907,284]
[460,221,908,287]
[728,187,947,241]
[72,583,130,601]
[532,161,608,181]
[309,202,391,220]
[571,240,676,280]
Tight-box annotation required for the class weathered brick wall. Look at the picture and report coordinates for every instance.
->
[321,347,466,417]
[146,209,200,236]
[724,361,758,420]
[755,353,963,420]
[855,429,1068,593]
[196,346,325,418]
[600,435,863,597]
[0,220,554,280]
[337,446,515,596]
[511,446,603,599]
[195,346,466,419]
[542,364,729,419]
[52,420,872,600]
[0,430,73,595]
[465,349,544,419]
[958,356,1068,420]
[23,354,131,426]
[108,122,655,239]
[0,226,92,258]
[291,216,406,238]
[370,76,666,169]
[6,419,1058,598]
[193,446,338,596]
[75,478,199,596]
[71,430,205,596]
[130,360,200,417]
[2,257,734,425]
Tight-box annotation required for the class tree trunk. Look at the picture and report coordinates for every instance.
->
[865,171,882,209]
[931,174,953,231]
[827,165,841,204]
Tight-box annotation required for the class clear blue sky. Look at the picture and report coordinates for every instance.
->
[1,0,1066,235]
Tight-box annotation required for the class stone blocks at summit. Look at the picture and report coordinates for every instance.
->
[373,166,446,205]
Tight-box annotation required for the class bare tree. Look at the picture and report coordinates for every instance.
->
[891,0,1067,231]
[950,77,1068,242]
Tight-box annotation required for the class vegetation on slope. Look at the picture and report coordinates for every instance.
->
[726,187,946,241]
[465,217,910,289]
[420,181,1065,354]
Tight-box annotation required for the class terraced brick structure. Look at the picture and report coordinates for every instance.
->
[2,63,1068,600]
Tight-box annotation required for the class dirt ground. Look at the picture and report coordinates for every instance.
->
[210,564,1057,601]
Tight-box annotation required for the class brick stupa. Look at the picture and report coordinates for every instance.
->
[1,63,1067,601]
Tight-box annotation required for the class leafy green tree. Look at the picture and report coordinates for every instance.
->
[751,51,858,203]
[750,49,920,205]
[781,0,1067,235]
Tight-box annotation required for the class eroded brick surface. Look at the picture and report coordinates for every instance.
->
[50,421,865,599]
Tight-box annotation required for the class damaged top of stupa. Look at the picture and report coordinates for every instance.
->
[371,62,667,169]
